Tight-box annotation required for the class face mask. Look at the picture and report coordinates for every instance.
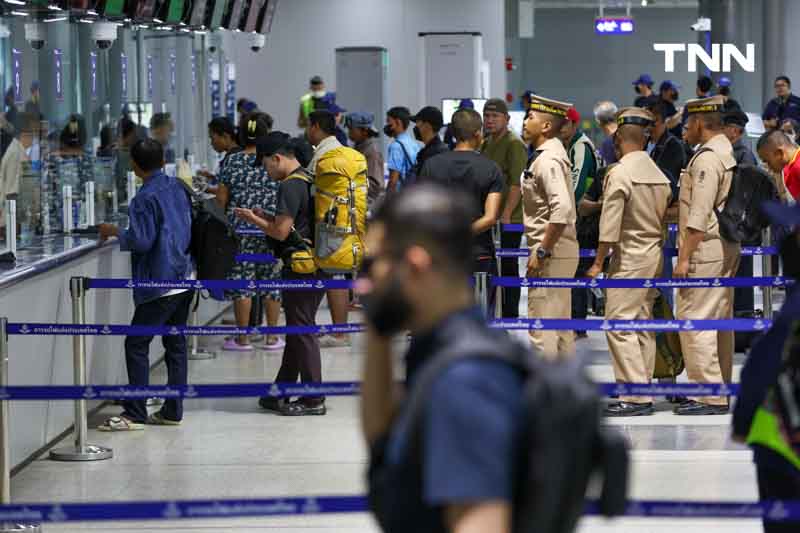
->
[362,269,414,337]
[383,124,394,138]
[413,126,422,141]
[781,232,800,280]
[312,90,326,99]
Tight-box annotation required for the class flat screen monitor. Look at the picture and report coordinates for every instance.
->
[97,0,125,17]
[222,0,244,30]
[256,0,276,34]
[205,0,228,29]
[185,0,207,26]
[242,0,265,33]
[441,98,487,124]
[160,0,185,23]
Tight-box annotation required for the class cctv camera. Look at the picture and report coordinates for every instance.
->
[24,22,46,51]
[690,17,711,32]
[207,31,222,54]
[249,33,266,53]
[92,21,118,50]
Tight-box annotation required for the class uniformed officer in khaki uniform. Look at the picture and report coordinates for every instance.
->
[586,108,672,417]
[674,95,739,415]
[521,95,579,358]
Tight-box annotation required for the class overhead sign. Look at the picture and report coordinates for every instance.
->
[595,17,634,35]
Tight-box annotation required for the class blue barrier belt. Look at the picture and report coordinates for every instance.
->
[492,276,791,289]
[495,247,779,258]
[503,224,690,235]
[7,319,769,336]
[7,323,366,336]
[490,318,772,332]
[235,254,276,263]
[85,279,355,290]
[0,497,797,523]
[0,382,740,401]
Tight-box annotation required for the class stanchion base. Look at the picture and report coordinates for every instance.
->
[0,523,42,532]
[188,348,217,360]
[49,444,113,462]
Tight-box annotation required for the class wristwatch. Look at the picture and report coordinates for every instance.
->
[536,247,552,260]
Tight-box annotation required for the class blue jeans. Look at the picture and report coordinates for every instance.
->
[122,290,194,423]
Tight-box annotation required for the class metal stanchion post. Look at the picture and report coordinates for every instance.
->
[493,221,503,318]
[0,318,42,533]
[188,291,216,360]
[762,227,773,319]
[474,272,488,316]
[50,278,112,462]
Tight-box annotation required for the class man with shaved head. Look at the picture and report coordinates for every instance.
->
[587,108,672,417]
[757,129,800,201]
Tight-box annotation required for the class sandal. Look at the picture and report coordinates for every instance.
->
[262,336,286,351]
[97,416,145,432]
[147,412,182,426]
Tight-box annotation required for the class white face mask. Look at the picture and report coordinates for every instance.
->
[312,90,326,99]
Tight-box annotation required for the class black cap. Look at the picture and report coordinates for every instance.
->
[310,75,323,85]
[254,131,291,167]
[724,109,749,128]
[410,106,444,131]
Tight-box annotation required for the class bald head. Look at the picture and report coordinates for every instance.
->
[757,129,799,173]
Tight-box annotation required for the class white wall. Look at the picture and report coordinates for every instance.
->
[223,0,505,133]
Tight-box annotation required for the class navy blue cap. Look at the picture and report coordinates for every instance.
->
[458,98,475,110]
[345,111,378,134]
[328,102,346,114]
[762,201,800,227]
[719,76,732,88]
[632,74,654,86]
[659,80,681,92]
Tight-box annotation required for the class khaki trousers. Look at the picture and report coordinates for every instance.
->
[677,246,739,406]
[605,258,661,404]
[528,256,579,359]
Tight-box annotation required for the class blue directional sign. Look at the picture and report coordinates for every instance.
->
[595,17,635,34]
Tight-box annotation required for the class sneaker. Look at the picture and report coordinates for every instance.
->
[282,400,327,417]
[258,396,289,414]
[319,335,351,348]
[262,336,286,351]
[223,339,254,352]
[146,397,165,407]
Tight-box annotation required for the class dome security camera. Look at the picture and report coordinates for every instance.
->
[92,21,118,50]
[24,22,46,50]
[249,33,266,53]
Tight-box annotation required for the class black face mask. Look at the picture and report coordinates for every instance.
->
[413,126,422,142]
[361,269,414,337]
[781,232,800,279]
[383,124,394,138]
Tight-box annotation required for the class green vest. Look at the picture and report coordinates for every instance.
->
[747,396,800,470]
[301,93,315,120]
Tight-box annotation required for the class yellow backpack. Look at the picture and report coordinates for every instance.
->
[312,146,368,273]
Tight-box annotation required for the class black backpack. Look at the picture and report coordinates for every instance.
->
[696,151,779,243]
[179,181,240,282]
[369,329,629,533]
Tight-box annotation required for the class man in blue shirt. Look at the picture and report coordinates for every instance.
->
[360,185,523,533]
[763,76,800,131]
[97,139,194,431]
[384,106,420,193]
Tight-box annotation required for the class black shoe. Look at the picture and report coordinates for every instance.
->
[673,400,729,416]
[258,396,288,414]
[604,402,654,417]
[575,331,588,340]
[282,400,327,416]
[667,395,689,404]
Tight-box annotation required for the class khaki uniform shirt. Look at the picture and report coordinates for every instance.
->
[599,151,672,271]
[521,137,578,258]
[678,133,736,263]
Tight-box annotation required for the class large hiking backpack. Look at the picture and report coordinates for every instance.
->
[179,182,240,286]
[692,148,779,243]
[313,146,368,273]
[369,329,629,533]
[652,290,685,379]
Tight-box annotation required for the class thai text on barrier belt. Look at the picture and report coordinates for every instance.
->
[85,278,355,290]
[0,496,797,523]
[493,276,792,289]
[0,382,740,400]
[501,223,680,233]
[5,319,772,337]
[496,247,780,258]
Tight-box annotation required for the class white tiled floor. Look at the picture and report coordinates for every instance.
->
[9,301,767,532]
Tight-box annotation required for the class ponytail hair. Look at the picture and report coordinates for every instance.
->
[238,111,273,147]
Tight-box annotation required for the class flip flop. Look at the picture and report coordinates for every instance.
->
[97,416,145,432]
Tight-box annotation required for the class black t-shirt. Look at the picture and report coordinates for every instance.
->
[274,169,313,259]
[414,137,449,176]
[651,132,685,202]
[418,150,505,259]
